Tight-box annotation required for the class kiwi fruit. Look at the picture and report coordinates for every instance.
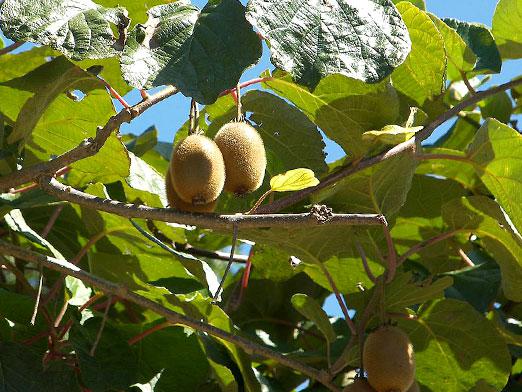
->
[170,134,225,205]
[214,121,266,194]
[165,168,217,213]
[363,326,415,392]
[344,378,377,392]
[406,382,420,392]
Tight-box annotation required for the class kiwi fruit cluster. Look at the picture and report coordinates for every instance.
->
[361,326,416,392]
[166,121,266,212]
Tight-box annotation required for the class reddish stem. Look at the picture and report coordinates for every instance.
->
[237,247,255,306]
[128,321,170,345]
[140,89,150,100]
[100,79,130,109]
[10,166,70,194]
[219,77,272,98]
[229,89,239,105]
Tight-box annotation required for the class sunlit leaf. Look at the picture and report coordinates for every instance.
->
[270,168,319,192]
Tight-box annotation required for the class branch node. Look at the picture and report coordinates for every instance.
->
[310,204,333,224]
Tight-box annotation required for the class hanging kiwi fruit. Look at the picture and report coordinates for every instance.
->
[214,82,266,195]
[165,167,217,213]
[362,326,415,392]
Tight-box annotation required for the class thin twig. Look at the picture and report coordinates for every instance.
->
[0,41,24,56]
[458,248,475,267]
[175,243,248,263]
[0,240,339,391]
[9,166,70,194]
[30,265,44,325]
[219,77,272,98]
[317,262,357,336]
[246,189,273,214]
[460,71,477,95]
[397,230,458,266]
[38,177,385,230]
[213,224,239,303]
[415,153,471,162]
[382,225,397,283]
[128,321,170,345]
[257,77,522,213]
[90,295,112,356]
[0,86,178,192]
[355,242,377,284]
[40,205,65,238]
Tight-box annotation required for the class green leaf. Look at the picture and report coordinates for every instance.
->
[312,151,416,217]
[125,324,212,391]
[0,46,57,123]
[0,0,128,60]
[391,2,446,106]
[384,273,453,310]
[399,299,511,392]
[443,18,502,74]
[303,256,384,294]
[270,169,319,192]
[71,319,140,391]
[0,342,80,391]
[392,175,467,273]
[263,71,400,158]
[393,0,425,9]
[246,0,411,87]
[443,261,501,312]
[95,0,171,25]
[121,0,262,104]
[478,91,513,124]
[467,119,522,232]
[428,13,477,81]
[291,294,336,343]
[362,124,422,145]
[492,0,522,59]
[442,196,522,301]
[0,289,44,325]
[432,111,481,150]
[6,56,103,143]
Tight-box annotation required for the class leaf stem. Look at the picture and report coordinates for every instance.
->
[212,224,239,303]
[397,230,458,266]
[0,41,24,56]
[246,189,273,214]
[128,321,170,346]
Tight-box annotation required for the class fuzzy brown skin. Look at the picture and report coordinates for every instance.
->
[344,378,377,391]
[363,326,415,392]
[165,169,217,213]
[214,121,266,194]
[170,134,225,204]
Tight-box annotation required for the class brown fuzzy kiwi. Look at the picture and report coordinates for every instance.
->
[344,378,377,392]
[363,326,415,392]
[165,168,217,213]
[214,121,266,194]
[405,382,420,392]
[170,134,225,205]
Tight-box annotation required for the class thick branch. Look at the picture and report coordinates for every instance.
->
[258,78,522,213]
[0,86,178,192]
[0,240,339,391]
[38,176,386,230]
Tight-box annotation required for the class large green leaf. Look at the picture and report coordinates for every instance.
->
[0,0,128,60]
[478,90,513,123]
[263,71,400,157]
[443,18,502,74]
[399,299,511,392]
[432,112,481,150]
[467,119,522,232]
[492,0,522,59]
[392,0,425,9]
[121,0,262,104]
[246,0,411,88]
[391,2,445,106]
[0,46,57,123]
[428,13,477,81]
[442,196,522,301]
[0,342,80,391]
[392,175,467,273]
[124,324,212,391]
[96,0,171,25]
[5,56,103,144]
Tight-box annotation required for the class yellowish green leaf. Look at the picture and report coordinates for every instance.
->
[270,168,319,192]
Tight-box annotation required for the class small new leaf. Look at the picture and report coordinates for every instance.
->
[270,168,319,192]
[362,125,422,145]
